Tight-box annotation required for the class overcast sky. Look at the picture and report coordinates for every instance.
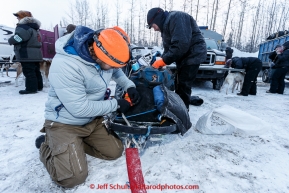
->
[1,0,70,29]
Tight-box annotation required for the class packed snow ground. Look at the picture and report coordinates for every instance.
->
[1,51,289,193]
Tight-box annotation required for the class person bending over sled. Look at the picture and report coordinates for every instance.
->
[36,25,140,188]
[226,57,262,96]
[146,7,207,110]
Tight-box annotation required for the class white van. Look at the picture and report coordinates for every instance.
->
[0,25,15,62]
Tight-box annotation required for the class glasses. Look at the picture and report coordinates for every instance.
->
[146,9,162,29]
[93,29,128,66]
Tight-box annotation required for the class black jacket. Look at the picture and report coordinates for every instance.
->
[161,11,207,68]
[231,57,262,69]
[8,17,43,62]
[269,48,289,69]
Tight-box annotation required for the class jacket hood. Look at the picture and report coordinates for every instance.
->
[17,17,41,30]
[55,26,96,65]
[73,25,96,63]
[147,7,168,32]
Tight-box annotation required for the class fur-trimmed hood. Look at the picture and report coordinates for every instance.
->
[17,17,41,30]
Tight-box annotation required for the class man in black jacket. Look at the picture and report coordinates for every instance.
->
[146,7,207,109]
[267,42,289,94]
[8,10,43,94]
[229,57,262,96]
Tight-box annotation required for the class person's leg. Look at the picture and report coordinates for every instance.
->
[39,120,89,188]
[249,72,260,95]
[83,118,124,160]
[269,68,281,93]
[241,63,261,96]
[276,68,288,94]
[35,62,43,91]
[21,62,38,92]
[175,65,200,109]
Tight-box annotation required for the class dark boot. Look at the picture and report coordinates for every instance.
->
[19,90,37,94]
[35,135,45,149]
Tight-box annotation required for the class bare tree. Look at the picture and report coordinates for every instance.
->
[248,0,262,52]
[222,0,233,37]
[182,0,188,12]
[114,0,122,26]
[128,0,135,43]
[266,0,278,35]
[100,1,108,28]
[211,0,219,30]
[206,0,210,26]
[234,0,247,49]
[281,4,289,30]
[209,0,216,29]
[195,0,200,21]
[169,0,174,11]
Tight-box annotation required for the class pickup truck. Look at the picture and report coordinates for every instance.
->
[0,25,14,61]
[167,26,228,90]
[258,33,289,82]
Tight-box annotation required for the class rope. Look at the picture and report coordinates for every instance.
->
[115,109,157,120]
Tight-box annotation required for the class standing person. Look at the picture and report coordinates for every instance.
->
[146,7,207,110]
[225,47,234,61]
[8,10,43,94]
[267,42,289,94]
[37,25,140,188]
[228,57,262,96]
[63,24,76,36]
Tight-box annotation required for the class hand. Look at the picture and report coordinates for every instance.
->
[152,59,166,69]
[117,99,131,114]
[127,87,140,105]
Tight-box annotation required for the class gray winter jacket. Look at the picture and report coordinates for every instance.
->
[8,17,43,61]
[162,11,207,68]
[44,31,135,125]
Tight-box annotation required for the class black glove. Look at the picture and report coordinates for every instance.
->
[127,87,140,105]
[117,99,131,114]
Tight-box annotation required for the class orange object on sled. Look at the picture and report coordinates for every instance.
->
[124,93,133,106]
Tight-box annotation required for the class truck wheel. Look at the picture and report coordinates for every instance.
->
[262,69,270,83]
[212,78,224,90]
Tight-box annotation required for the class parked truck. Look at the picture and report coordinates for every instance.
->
[192,26,227,90]
[258,33,289,83]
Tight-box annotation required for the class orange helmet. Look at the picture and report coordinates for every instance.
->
[93,27,130,68]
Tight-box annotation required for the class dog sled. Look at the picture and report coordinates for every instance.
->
[104,47,192,150]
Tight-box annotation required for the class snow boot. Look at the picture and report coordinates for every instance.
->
[35,135,45,149]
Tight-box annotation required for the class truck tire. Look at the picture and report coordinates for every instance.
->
[262,69,270,83]
[212,78,224,90]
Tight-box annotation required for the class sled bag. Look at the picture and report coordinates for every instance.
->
[129,66,175,90]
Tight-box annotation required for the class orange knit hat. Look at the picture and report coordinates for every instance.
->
[93,28,130,68]
[13,10,33,19]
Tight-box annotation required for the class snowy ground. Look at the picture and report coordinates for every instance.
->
[1,69,289,193]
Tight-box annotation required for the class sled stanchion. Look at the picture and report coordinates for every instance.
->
[121,113,147,193]
[126,148,147,193]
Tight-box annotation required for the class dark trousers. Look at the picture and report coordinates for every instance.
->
[241,62,262,96]
[175,64,200,108]
[270,67,289,94]
[21,62,43,92]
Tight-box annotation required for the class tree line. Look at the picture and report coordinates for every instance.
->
[61,0,289,53]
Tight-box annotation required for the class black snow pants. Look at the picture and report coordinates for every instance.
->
[241,61,262,96]
[269,67,289,94]
[175,64,200,109]
[21,62,43,92]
